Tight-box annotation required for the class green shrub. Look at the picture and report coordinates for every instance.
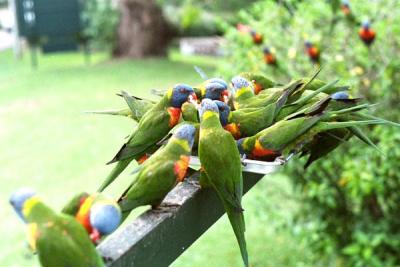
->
[81,0,119,51]
[219,0,400,265]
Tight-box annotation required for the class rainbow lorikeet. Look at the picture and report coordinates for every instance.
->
[237,97,384,161]
[237,23,263,45]
[359,20,376,46]
[340,0,359,24]
[263,47,277,66]
[250,30,263,45]
[182,102,199,123]
[341,0,351,15]
[304,41,320,63]
[152,78,229,103]
[62,192,121,243]
[198,99,249,267]
[239,72,277,95]
[214,84,293,139]
[231,76,304,110]
[10,189,105,267]
[98,84,196,192]
[118,123,197,221]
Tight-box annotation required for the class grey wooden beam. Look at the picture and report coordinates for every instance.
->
[97,167,280,267]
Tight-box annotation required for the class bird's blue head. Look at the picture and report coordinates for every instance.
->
[362,20,371,29]
[231,76,251,91]
[304,41,313,48]
[263,47,271,54]
[199,98,219,119]
[171,84,196,108]
[236,138,247,155]
[207,78,228,89]
[214,100,230,127]
[10,188,36,222]
[89,202,121,235]
[342,0,349,6]
[173,124,197,149]
[204,82,229,101]
[331,91,350,100]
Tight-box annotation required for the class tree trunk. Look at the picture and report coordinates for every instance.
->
[113,0,171,58]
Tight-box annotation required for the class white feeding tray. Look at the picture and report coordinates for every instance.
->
[189,156,284,175]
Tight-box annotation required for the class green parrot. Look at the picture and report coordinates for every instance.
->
[61,192,90,216]
[10,189,105,267]
[231,76,305,110]
[118,123,197,221]
[238,72,277,95]
[61,192,122,243]
[275,79,345,120]
[214,95,288,139]
[236,97,383,161]
[182,102,199,123]
[98,84,197,192]
[198,99,249,267]
[152,78,229,102]
[86,93,155,121]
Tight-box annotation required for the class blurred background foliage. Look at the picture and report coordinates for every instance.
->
[217,0,400,266]
[3,0,400,266]
[80,0,119,51]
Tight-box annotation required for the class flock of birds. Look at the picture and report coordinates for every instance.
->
[237,0,376,65]
[10,66,397,266]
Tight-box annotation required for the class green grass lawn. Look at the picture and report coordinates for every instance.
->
[0,49,312,266]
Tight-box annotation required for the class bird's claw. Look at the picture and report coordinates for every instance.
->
[240,154,247,166]
[275,156,287,165]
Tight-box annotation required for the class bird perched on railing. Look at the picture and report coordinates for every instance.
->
[198,99,249,267]
[117,123,197,222]
[304,41,320,64]
[359,20,376,46]
[236,23,263,45]
[10,189,105,267]
[62,192,121,243]
[263,47,277,66]
[98,84,197,192]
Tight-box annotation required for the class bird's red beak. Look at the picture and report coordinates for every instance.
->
[189,92,197,103]
[221,90,230,103]
[90,228,101,244]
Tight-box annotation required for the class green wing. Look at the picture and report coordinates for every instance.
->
[109,108,171,163]
[36,215,104,267]
[61,192,89,216]
[199,127,243,210]
[118,153,177,212]
[120,91,155,121]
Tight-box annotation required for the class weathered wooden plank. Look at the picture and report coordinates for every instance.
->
[97,167,280,267]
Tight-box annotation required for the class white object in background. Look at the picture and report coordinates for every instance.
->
[189,156,283,175]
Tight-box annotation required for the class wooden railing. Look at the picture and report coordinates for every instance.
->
[97,162,281,267]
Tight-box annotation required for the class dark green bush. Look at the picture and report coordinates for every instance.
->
[219,0,400,265]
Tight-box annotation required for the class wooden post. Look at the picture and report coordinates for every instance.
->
[97,167,279,267]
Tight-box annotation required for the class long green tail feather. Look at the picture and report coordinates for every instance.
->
[357,113,400,127]
[318,120,386,132]
[84,108,132,118]
[349,126,384,155]
[290,79,339,107]
[98,159,131,192]
[326,103,372,116]
[225,205,249,267]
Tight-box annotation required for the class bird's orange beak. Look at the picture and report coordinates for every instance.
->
[189,92,198,104]
[221,90,230,103]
